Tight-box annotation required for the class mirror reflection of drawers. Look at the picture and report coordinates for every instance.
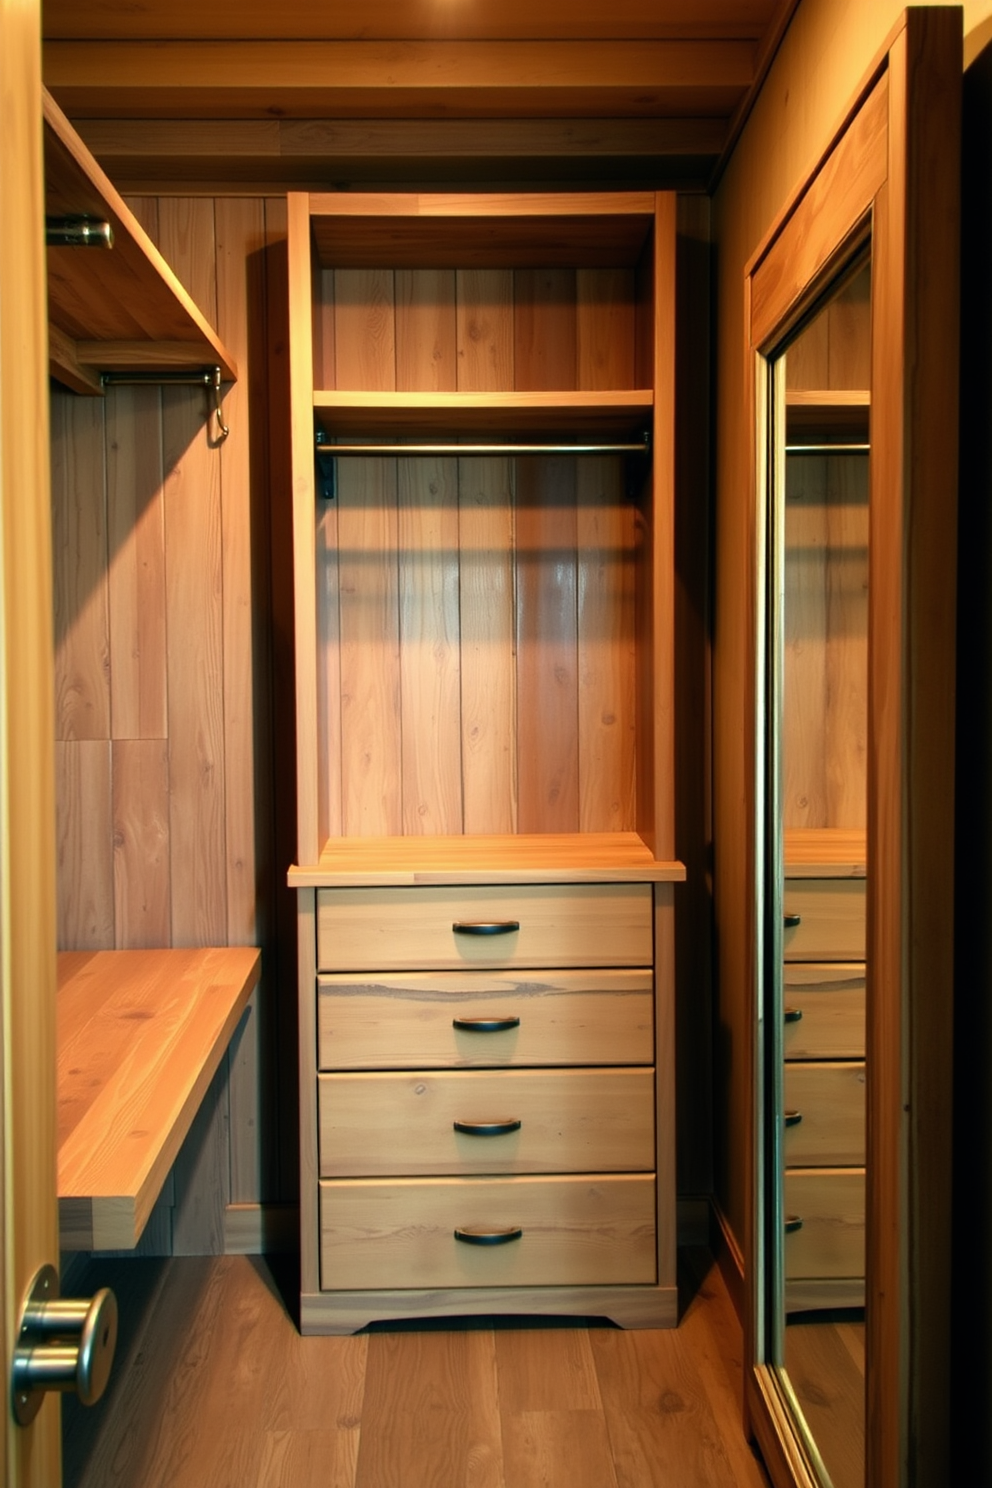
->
[783,883,866,1311]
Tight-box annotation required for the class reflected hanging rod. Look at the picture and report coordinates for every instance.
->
[315,433,651,457]
[785,442,870,455]
[101,366,230,443]
[46,216,114,249]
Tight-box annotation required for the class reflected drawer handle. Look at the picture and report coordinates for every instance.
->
[452,1016,521,1033]
[783,1007,803,1024]
[453,1118,522,1137]
[454,1226,523,1246]
[784,1215,804,1234]
[784,913,802,928]
[453,921,520,936]
[784,1110,803,1127]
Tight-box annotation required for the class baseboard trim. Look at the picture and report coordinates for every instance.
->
[224,1202,298,1255]
[710,1196,745,1323]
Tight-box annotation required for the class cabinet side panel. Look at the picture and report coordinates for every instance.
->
[398,454,463,835]
[338,457,402,836]
[458,456,517,834]
[515,456,579,834]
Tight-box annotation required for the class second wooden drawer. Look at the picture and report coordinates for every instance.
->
[783,1062,866,1165]
[318,1068,656,1176]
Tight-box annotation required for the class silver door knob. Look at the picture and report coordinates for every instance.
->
[11,1264,118,1426]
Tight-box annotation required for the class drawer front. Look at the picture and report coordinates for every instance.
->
[783,1169,865,1280]
[316,884,653,972]
[782,880,865,962]
[783,964,865,1060]
[317,968,654,1070]
[783,1063,866,1165]
[318,1068,655,1177]
[319,1174,657,1290]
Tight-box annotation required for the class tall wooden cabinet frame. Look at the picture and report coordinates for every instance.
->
[744,12,960,1488]
[286,191,685,1333]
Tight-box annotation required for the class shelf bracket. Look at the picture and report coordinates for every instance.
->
[100,366,230,443]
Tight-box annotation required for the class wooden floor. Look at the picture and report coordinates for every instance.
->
[62,1248,771,1488]
[785,1316,865,1488]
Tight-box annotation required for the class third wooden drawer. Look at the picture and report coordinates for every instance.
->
[782,1062,866,1165]
[783,1168,865,1280]
[318,1067,655,1176]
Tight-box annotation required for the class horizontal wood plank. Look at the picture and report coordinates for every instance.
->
[57,947,260,1249]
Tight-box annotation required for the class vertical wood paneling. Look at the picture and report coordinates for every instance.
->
[396,268,457,392]
[334,268,395,391]
[338,457,402,836]
[112,737,170,948]
[458,457,517,835]
[577,457,636,832]
[55,739,113,950]
[51,391,110,742]
[456,268,514,391]
[514,269,577,390]
[216,197,265,946]
[516,457,579,833]
[398,456,462,835]
[162,384,227,945]
[827,266,872,389]
[157,197,219,329]
[317,495,343,841]
[106,385,167,740]
[577,269,636,390]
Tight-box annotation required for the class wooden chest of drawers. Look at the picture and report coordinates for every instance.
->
[782,879,866,1311]
[297,877,677,1332]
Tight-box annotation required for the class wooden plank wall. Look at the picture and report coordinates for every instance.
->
[50,195,288,1255]
[316,268,639,840]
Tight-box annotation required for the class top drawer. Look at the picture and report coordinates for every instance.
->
[782,879,865,963]
[316,883,653,972]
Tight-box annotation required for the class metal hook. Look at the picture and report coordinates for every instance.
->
[211,367,230,443]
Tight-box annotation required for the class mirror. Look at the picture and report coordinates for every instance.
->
[761,252,871,1488]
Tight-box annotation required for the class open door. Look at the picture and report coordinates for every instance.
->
[745,10,960,1488]
[1,0,62,1481]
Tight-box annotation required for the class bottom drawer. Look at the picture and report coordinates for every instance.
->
[319,1174,656,1291]
[783,1168,865,1281]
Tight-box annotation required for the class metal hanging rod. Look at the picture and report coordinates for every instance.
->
[101,366,229,443]
[785,443,870,455]
[315,434,651,457]
[46,216,114,249]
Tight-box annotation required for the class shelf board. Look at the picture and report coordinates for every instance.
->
[784,828,866,879]
[785,389,870,444]
[308,191,657,268]
[44,87,237,393]
[313,389,653,439]
[289,832,686,887]
[57,947,260,1251]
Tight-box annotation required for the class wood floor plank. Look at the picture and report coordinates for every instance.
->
[355,1329,504,1488]
[494,1328,602,1413]
[500,1410,619,1488]
[784,1319,864,1488]
[254,1430,359,1488]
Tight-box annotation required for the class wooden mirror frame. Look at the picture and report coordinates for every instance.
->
[743,11,961,1487]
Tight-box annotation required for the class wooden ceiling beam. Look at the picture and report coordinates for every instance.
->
[42,0,776,44]
[70,116,728,192]
[44,39,755,119]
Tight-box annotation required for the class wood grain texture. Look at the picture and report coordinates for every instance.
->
[112,738,170,948]
[576,268,636,390]
[514,268,577,391]
[456,268,514,391]
[396,267,457,391]
[782,964,865,1061]
[334,268,396,391]
[55,740,113,950]
[337,456,402,837]
[56,947,259,1249]
[51,389,110,742]
[781,878,865,962]
[397,455,463,834]
[457,457,517,834]
[317,968,654,1070]
[105,385,167,741]
[782,1062,866,1166]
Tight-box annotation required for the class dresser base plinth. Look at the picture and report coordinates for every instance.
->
[300,1282,678,1335]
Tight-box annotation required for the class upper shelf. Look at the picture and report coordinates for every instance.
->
[785,388,870,446]
[43,87,237,395]
[313,389,654,439]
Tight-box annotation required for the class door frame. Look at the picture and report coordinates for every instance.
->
[0,0,62,1481]
[744,10,961,1487]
